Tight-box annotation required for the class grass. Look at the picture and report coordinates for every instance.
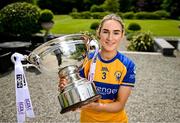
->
[51,15,180,37]
[125,20,180,37]
[52,15,98,34]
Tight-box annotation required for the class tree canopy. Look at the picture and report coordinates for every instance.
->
[0,0,179,19]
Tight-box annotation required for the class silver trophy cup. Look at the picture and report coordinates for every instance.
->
[27,34,101,114]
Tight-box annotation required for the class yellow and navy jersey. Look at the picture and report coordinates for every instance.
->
[79,51,136,122]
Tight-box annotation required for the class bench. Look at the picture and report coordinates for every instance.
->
[154,38,175,56]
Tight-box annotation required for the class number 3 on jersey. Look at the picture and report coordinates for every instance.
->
[102,72,107,79]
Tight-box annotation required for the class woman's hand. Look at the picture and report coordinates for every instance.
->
[58,76,67,92]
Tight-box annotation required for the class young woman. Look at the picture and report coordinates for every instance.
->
[59,13,136,123]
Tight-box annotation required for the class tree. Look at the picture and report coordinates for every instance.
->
[0,0,36,9]
[37,0,84,14]
[161,0,180,19]
[83,0,105,11]
[119,0,132,12]
[131,0,163,12]
[37,0,106,14]
[103,0,120,12]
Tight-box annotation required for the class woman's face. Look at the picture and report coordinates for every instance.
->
[99,20,124,52]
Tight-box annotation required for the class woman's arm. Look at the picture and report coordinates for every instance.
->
[82,86,132,113]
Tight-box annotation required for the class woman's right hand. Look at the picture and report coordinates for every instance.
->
[58,76,67,92]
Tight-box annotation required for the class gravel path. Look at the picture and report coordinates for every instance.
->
[0,50,180,123]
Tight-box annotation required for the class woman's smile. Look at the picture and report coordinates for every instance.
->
[99,20,123,52]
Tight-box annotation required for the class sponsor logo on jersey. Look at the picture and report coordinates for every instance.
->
[95,82,119,100]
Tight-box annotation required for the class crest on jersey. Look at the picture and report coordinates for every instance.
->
[114,71,121,81]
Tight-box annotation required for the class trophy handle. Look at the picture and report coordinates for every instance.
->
[11,52,41,71]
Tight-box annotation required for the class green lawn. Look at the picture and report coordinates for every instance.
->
[51,15,180,37]
[52,15,98,34]
[125,20,180,37]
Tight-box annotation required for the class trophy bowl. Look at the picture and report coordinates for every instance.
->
[27,34,101,114]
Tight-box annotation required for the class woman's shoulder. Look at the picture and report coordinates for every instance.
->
[117,51,135,67]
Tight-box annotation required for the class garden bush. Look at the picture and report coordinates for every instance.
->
[126,31,138,41]
[153,10,170,19]
[39,9,54,23]
[72,8,78,13]
[0,2,41,37]
[90,5,105,12]
[70,11,91,19]
[69,12,81,19]
[123,12,134,19]
[128,32,154,52]
[80,11,91,19]
[135,12,161,19]
[90,21,100,30]
[70,12,110,19]
[116,12,123,19]
[128,22,141,31]
[91,12,103,19]
[91,12,110,19]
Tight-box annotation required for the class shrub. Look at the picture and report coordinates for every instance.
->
[128,32,154,52]
[153,10,170,19]
[90,21,100,30]
[91,12,99,19]
[128,22,141,31]
[91,12,110,19]
[0,2,41,37]
[39,9,54,22]
[69,12,81,19]
[72,8,78,12]
[123,12,134,19]
[126,31,139,41]
[70,11,91,19]
[135,12,161,19]
[116,12,123,19]
[91,12,104,19]
[90,5,105,12]
[178,24,180,29]
[70,12,110,19]
[80,11,91,19]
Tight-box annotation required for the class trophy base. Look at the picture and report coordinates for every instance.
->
[60,94,101,114]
